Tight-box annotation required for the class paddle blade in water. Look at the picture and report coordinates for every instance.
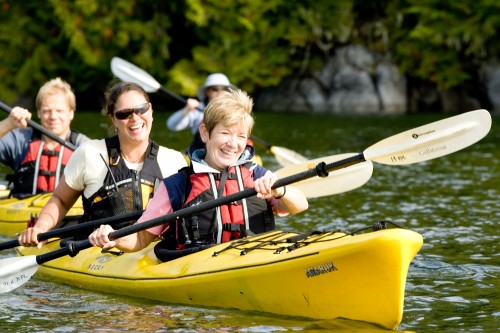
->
[364,109,492,165]
[275,153,373,198]
[111,57,161,93]
[0,256,38,293]
[270,146,308,167]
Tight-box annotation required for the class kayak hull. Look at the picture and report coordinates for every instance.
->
[17,228,423,329]
[0,193,83,236]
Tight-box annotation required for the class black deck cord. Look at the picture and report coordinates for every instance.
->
[272,221,409,254]
[350,220,407,235]
[161,220,409,261]
[154,243,215,262]
[211,231,286,256]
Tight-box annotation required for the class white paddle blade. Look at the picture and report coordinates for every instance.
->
[364,109,492,165]
[111,57,161,93]
[0,255,38,293]
[270,146,308,167]
[275,153,373,198]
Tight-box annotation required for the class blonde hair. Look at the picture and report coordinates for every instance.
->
[202,89,254,135]
[35,77,76,111]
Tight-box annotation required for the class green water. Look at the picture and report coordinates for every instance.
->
[0,110,498,332]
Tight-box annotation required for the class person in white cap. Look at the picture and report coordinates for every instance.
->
[166,73,234,154]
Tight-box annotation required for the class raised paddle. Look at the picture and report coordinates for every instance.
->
[0,154,373,251]
[110,56,308,166]
[0,100,77,150]
[0,109,491,293]
[276,153,373,198]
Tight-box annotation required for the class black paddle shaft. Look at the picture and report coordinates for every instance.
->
[34,153,366,265]
[0,211,143,251]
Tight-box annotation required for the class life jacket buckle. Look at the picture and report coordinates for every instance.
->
[190,216,199,231]
[222,223,241,232]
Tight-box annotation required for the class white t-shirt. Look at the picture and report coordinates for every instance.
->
[64,139,187,199]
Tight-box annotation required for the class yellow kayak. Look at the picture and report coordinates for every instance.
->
[17,227,423,329]
[0,192,83,237]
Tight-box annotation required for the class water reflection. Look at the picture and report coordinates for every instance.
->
[1,112,498,332]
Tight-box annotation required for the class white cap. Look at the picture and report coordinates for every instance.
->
[197,73,235,100]
[204,73,231,87]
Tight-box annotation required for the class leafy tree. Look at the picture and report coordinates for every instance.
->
[0,0,177,106]
[169,0,354,96]
[385,0,500,90]
[0,0,499,112]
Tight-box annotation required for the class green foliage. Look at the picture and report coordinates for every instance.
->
[170,0,354,96]
[0,0,499,107]
[0,0,175,105]
[385,0,500,90]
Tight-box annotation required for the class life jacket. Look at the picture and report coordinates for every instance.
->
[81,136,163,224]
[10,129,80,198]
[159,164,275,250]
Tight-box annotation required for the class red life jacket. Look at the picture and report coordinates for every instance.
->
[11,130,79,198]
[161,164,275,248]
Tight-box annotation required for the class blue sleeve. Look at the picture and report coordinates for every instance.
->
[0,128,31,171]
[163,171,189,211]
[252,165,269,180]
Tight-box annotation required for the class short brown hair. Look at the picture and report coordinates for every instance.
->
[202,89,254,135]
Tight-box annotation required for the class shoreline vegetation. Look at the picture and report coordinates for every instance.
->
[0,1,499,114]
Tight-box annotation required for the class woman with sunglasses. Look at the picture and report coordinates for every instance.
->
[166,73,235,154]
[18,81,187,247]
[89,89,308,260]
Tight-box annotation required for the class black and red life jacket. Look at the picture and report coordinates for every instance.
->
[10,129,80,198]
[160,164,275,250]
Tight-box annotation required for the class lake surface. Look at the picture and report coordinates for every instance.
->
[0,110,498,332]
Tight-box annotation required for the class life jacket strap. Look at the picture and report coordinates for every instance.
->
[222,223,242,231]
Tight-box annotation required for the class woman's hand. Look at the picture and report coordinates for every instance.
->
[254,171,285,199]
[183,98,201,114]
[18,225,48,248]
[89,224,117,250]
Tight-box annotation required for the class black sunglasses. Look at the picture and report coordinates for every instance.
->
[113,103,150,120]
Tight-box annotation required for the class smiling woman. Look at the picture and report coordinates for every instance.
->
[17,81,187,248]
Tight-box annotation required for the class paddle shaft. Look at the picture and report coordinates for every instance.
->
[0,211,143,251]
[111,57,290,154]
[0,100,77,150]
[34,153,365,265]
[159,87,269,147]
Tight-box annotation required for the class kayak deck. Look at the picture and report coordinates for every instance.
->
[0,193,83,236]
[18,227,423,329]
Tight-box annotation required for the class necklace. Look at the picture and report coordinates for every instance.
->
[121,151,145,163]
